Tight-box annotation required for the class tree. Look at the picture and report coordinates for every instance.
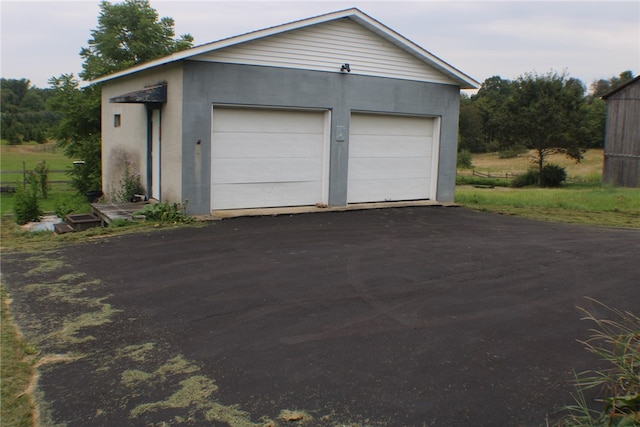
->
[473,76,514,151]
[590,70,635,98]
[1,78,30,107]
[48,0,193,194]
[1,78,59,144]
[19,91,46,111]
[80,0,193,80]
[47,74,102,193]
[583,70,634,149]
[458,70,632,158]
[458,94,485,153]
[504,71,587,174]
[582,97,606,148]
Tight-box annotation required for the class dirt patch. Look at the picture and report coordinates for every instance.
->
[279,409,313,422]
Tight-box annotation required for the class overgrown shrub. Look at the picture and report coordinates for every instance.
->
[34,160,49,199]
[456,175,510,187]
[511,169,539,188]
[54,193,91,219]
[114,162,145,203]
[66,136,102,195]
[556,299,639,426]
[498,145,527,159]
[134,201,192,223]
[540,164,567,187]
[457,149,474,169]
[13,175,42,224]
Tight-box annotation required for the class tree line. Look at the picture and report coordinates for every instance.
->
[1,78,60,144]
[459,70,634,171]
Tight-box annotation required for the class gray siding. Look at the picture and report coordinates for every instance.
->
[182,61,460,214]
[603,79,640,187]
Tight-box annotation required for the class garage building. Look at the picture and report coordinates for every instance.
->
[95,8,478,215]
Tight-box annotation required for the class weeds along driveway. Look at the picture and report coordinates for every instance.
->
[3,207,640,426]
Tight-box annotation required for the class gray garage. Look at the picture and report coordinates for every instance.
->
[95,8,478,215]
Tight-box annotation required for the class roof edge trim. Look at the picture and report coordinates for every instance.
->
[601,75,640,99]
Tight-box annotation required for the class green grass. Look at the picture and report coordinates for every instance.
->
[0,185,90,217]
[456,174,511,187]
[0,143,86,217]
[1,143,75,183]
[554,300,640,426]
[1,287,38,427]
[455,185,640,228]
[456,151,640,228]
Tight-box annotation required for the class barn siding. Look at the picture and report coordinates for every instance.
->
[192,18,458,85]
[603,78,640,187]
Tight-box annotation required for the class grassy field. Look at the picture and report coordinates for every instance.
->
[0,144,83,216]
[1,143,74,181]
[459,149,605,182]
[456,149,640,228]
[0,287,37,427]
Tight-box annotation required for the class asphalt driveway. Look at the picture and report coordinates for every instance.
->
[3,207,640,426]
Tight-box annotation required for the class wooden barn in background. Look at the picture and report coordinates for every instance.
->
[602,76,640,187]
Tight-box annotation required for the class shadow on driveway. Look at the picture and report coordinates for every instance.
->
[4,207,639,426]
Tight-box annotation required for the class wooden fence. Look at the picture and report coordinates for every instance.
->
[471,170,517,180]
[0,161,72,192]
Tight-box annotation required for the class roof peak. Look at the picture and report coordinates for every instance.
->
[91,8,478,89]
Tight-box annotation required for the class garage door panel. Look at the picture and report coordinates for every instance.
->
[348,178,432,202]
[213,109,324,133]
[212,182,322,210]
[212,158,321,184]
[213,133,323,158]
[349,157,431,180]
[212,107,327,210]
[348,136,433,157]
[351,115,434,136]
[348,113,437,204]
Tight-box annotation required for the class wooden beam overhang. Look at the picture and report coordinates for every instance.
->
[110,84,167,104]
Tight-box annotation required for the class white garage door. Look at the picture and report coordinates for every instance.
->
[211,108,329,210]
[348,113,438,203]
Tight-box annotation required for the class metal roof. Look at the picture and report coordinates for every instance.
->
[109,84,167,104]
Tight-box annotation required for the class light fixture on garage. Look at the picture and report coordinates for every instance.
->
[340,63,351,73]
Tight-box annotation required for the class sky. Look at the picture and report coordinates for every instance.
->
[1,0,638,91]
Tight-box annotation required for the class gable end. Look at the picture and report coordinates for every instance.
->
[191,18,459,86]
